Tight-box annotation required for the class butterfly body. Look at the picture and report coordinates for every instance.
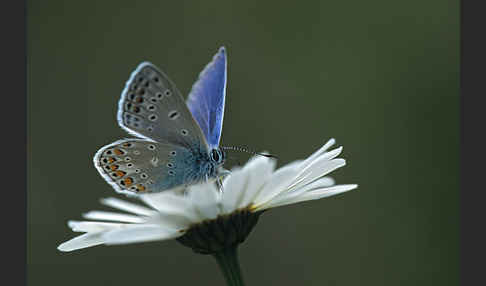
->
[94,47,228,195]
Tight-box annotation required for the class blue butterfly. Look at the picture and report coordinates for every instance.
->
[94,47,229,195]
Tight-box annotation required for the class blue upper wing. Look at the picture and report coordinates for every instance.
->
[186,46,227,149]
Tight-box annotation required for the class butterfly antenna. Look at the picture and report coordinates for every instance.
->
[222,146,278,160]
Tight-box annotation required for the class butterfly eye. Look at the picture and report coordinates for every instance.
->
[211,149,221,163]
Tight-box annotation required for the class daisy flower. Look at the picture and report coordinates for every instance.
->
[58,138,357,286]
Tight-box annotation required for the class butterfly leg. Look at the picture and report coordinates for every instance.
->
[216,177,224,193]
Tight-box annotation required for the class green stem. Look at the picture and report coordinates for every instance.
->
[213,247,245,286]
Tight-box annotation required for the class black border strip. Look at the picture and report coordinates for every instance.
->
[1,0,27,285]
[461,0,485,285]
[4,0,482,285]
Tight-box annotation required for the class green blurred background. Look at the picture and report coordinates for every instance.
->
[28,0,459,285]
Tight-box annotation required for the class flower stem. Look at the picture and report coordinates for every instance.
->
[213,247,245,286]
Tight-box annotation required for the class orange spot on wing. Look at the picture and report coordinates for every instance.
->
[115,170,126,177]
[107,157,116,163]
[114,149,124,155]
[123,177,133,186]
[110,165,119,171]
[136,184,146,192]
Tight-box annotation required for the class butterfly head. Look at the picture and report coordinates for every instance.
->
[210,148,226,166]
[206,148,228,182]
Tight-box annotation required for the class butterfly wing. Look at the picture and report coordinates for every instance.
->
[94,139,203,195]
[117,62,209,151]
[186,46,227,149]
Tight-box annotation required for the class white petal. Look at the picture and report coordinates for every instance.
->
[238,156,276,209]
[221,166,249,214]
[102,225,181,245]
[140,193,200,223]
[260,184,358,210]
[261,177,336,208]
[141,208,197,230]
[144,213,191,230]
[302,138,336,165]
[251,161,301,208]
[58,232,105,252]
[297,184,358,202]
[82,211,146,223]
[290,145,341,189]
[320,146,343,161]
[188,183,221,220]
[287,176,336,196]
[295,147,342,180]
[312,176,335,187]
[277,159,303,171]
[68,221,126,233]
[289,158,346,191]
[140,192,189,212]
[100,197,156,216]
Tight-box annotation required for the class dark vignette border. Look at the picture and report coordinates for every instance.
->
[1,0,483,285]
[461,0,485,285]
[1,0,27,285]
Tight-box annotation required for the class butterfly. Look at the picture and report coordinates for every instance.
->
[93,47,229,195]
